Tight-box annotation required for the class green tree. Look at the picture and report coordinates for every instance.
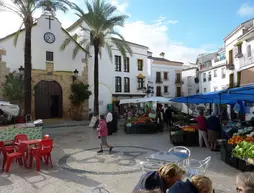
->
[61,0,132,116]
[1,72,24,103]
[0,0,70,116]
[70,81,92,120]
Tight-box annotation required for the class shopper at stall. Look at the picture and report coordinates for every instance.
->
[165,106,173,127]
[132,163,186,193]
[207,112,221,151]
[236,172,254,193]
[167,175,213,193]
[195,110,209,148]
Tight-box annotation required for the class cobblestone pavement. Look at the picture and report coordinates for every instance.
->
[0,125,239,193]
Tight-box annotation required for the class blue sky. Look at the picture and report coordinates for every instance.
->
[125,0,254,49]
[1,0,254,62]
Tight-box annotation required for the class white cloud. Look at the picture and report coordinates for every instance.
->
[238,3,254,17]
[119,18,216,63]
[168,20,178,24]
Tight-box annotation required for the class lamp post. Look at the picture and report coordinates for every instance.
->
[18,66,24,78]
[72,69,79,83]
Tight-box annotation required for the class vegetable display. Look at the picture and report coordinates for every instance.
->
[232,141,254,159]
[228,135,254,145]
[182,125,198,132]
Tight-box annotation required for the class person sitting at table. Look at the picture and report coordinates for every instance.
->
[236,172,254,193]
[132,163,186,193]
[167,175,212,193]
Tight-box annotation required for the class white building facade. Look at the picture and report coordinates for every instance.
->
[224,18,254,87]
[182,63,199,96]
[67,20,149,114]
[0,14,88,119]
[149,52,183,98]
[197,49,228,93]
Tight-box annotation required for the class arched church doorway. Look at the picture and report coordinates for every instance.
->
[34,80,63,119]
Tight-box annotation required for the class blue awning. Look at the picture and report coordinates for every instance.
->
[170,85,254,104]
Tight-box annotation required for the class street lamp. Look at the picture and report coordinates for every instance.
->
[18,66,24,77]
[72,69,79,82]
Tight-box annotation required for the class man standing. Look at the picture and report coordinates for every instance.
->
[106,110,113,135]
[165,106,173,127]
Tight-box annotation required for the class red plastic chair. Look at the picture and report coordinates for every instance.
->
[0,141,15,172]
[29,139,53,171]
[5,143,27,172]
[14,134,28,144]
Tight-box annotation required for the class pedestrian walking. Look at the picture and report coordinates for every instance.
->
[97,115,113,154]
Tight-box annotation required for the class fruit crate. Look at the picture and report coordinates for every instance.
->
[226,155,238,168]
[237,159,254,172]
[184,131,199,146]
[220,144,227,162]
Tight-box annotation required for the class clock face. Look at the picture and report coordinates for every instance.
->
[44,32,55,44]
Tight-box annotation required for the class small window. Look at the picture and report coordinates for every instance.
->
[214,70,217,77]
[46,51,53,61]
[221,68,226,78]
[115,76,122,92]
[137,59,143,71]
[203,73,206,82]
[164,86,168,94]
[115,56,121,71]
[124,57,130,72]
[124,77,130,92]
[163,72,168,80]
[156,72,161,83]
[204,88,207,92]
[247,45,252,58]
[208,72,211,81]
[137,78,144,89]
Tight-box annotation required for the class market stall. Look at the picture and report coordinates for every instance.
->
[125,115,157,134]
[169,113,199,146]
[219,122,254,172]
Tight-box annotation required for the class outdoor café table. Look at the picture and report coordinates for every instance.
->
[17,139,42,168]
[146,151,189,164]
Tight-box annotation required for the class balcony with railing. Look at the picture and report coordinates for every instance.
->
[175,79,184,84]
[239,51,254,69]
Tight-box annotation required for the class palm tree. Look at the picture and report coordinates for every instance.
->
[0,0,70,116]
[61,0,132,116]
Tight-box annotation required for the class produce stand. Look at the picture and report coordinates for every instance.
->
[170,123,199,146]
[219,122,254,172]
[125,115,157,134]
[0,123,43,141]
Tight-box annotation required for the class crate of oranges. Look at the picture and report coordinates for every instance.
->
[228,135,254,145]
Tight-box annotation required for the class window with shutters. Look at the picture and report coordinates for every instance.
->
[137,78,144,89]
[46,51,54,61]
[124,77,130,92]
[115,56,121,71]
[124,57,130,72]
[115,76,122,92]
[247,45,252,58]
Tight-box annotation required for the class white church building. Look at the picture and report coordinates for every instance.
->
[0,14,150,118]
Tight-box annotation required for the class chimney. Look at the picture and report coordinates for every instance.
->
[160,52,165,58]
[147,51,153,57]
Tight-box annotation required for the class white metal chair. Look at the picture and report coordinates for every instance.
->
[90,187,111,193]
[168,146,191,165]
[182,156,211,177]
[140,161,164,174]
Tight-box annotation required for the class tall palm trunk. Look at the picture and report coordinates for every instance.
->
[93,42,99,116]
[24,21,32,116]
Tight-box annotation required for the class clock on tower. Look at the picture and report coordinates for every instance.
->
[44,32,55,44]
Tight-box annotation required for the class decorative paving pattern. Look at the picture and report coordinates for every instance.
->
[58,146,158,175]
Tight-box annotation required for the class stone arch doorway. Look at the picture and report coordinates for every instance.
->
[34,80,63,119]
